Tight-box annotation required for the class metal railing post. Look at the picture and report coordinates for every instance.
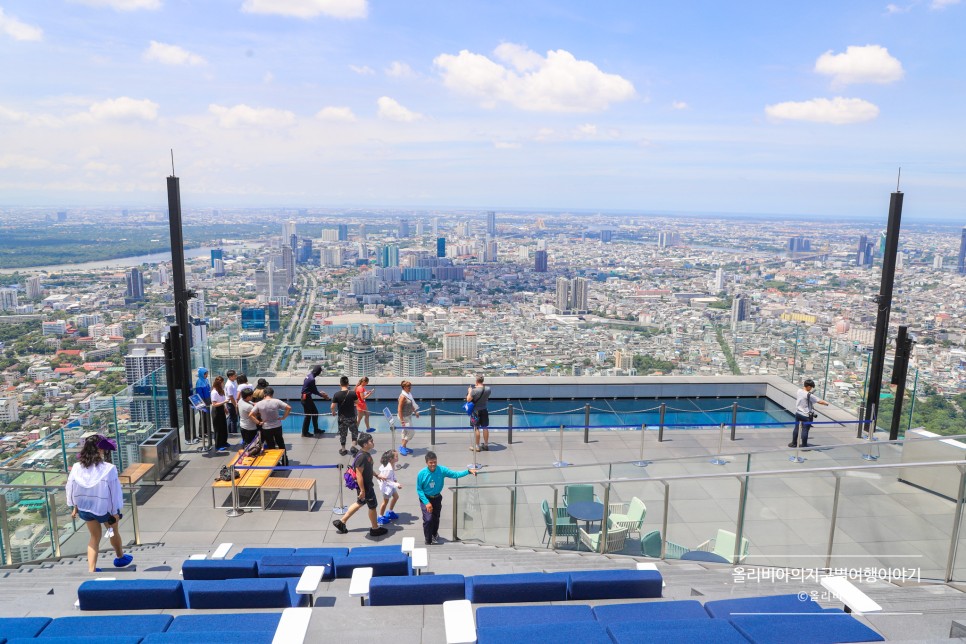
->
[710,423,728,465]
[945,465,966,582]
[128,483,142,545]
[226,461,244,517]
[333,464,347,515]
[600,484,611,554]
[661,482,669,560]
[0,496,12,565]
[825,473,842,570]
[430,404,436,446]
[658,403,666,442]
[451,479,459,542]
[856,403,866,439]
[550,486,559,549]
[633,424,649,467]
[733,476,747,565]
[584,404,590,443]
[46,490,61,558]
[553,424,570,467]
[507,404,513,445]
[508,486,516,547]
[730,402,738,441]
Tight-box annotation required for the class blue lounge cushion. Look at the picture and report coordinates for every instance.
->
[593,599,709,623]
[9,638,142,644]
[347,545,401,556]
[294,547,349,558]
[467,572,568,604]
[142,634,275,644]
[183,578,306,609]
[567,569,663,600]
[704,593,825,618]
[478,622,611,644]
[729,614,884,644]
[166,613,282,633]
[0,617,51,639]
[39,615,173,637]
[77,580,185,611]
[182,559,259,580]
[608,619,750,644]
[257,555,334,579]
[232,548,295,560]
[476,605,595,628]
[369,574,465,606]
[333,553,411,578]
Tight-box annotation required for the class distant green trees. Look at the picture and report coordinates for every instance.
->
[633,354,675,374]
[875,392,966,436]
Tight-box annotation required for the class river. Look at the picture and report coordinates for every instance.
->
[0,246,243,274]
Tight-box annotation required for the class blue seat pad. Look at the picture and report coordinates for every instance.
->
[0,617,51,639]
[10,637,142,644]
[347,545,402,556]
[478,622,611,644]
[182,559,258,580]
[593,599,709,623]
[729,614,884,644]
[166,613,282,633]
[78,579,186,611]
[183,578,305,609]
[141,634,276,644]
[704,593,824,618]
[294,547,349,557]
[467,572,568,604]
[232,548,295,560]
[608,619,750,644]
[39,615,173,637]
[369,574,466,606]
[476,605,595,628]
[568,569,663,600]
[333,553,410,578]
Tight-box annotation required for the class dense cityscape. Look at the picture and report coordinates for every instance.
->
[1,206,965,455]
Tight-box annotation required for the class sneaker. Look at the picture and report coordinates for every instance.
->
[301,432,312,438]
[332,519,348,534]
[377,515,390,525]
[399,447,410,456]
[788,442,797,448]
[431,536,439,545]
[339,448,348,456]
[350,446,359,456]
[93,568,103,573]
[369,527,388,537]
[313,432,323,438]
[216,447,228,453]
[425,540,433,546]
[481,443,489,451]
[469,445,480,452]
[386,510,399,521]
[113,554,133,568]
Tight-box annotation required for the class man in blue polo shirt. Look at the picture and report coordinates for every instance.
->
[415,451,477,546]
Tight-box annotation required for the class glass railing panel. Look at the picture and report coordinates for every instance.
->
[513,484,577,551]
[453,469,516,546]
[3,486,56,564]
[831,464,955,581]
[603,479,666,557]
[664,475,742,561]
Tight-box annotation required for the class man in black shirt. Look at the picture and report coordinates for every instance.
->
[301,365,330,438]
[331,375,360,456]
[332,433,388,537]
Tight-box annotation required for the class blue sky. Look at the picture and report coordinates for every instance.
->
[1,0,964,218]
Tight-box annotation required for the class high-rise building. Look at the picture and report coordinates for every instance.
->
[534,249,548,272]
[394,338,427,377]
[398,219,410,238]
[241,307,267,330]
[26,276,42,299]
[556,276,588,313]
[213,259,225,277]
[556,277,571,312]
[731,294,749,330]
[124,347,165,384]
[126,268,144,301]
[290,234,298,255]
[436,237,446,258]
[443,332,478,360]
[486,211,496,236]
[600,229,613,243]
[959,226,966,275]
[322,247,344,267]
[658,231,681,248]
[343,344,376,378]
[432,217,439,237]
[338,223,349,241]
[267,301,280,332]
[57,211,67,222]
[210,248,223,268]
[282,220,297,242]
[787,236,810,253]
[282,246,295,286]
[358,223,366,240]
[380,244,400,268]
[857,235,868,265]
[416,220,424,236]
[0,288,18,311]
[714,268,725,292]
[155,266,168,288]
[485,239,498,262]
[299,238,314,264]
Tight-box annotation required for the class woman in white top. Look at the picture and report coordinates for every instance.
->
[237,388,259,445]
[210,375,230,452]
[65,435,133,572]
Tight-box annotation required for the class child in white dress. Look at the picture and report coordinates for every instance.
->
[377,449,402,525]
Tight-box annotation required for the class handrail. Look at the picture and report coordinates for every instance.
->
[447,458,966,491]
[0,465,66,476]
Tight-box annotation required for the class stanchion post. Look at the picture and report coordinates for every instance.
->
[226,461,244,517]
[730,402,738,441]
[553,424,570,468]
[333,463,347,515]
[469,422,481,469]
[507,404,513,445]
[430,404,436,446]
[633,424,649,467]
[658,403,666,442]
[583,404,590,443]
[856,403,866,439]
[710,423,728,465]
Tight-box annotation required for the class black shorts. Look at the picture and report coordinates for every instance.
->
[476,409,490,428]
[358,485,378,509]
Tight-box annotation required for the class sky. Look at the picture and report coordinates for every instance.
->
[1,0,965,219]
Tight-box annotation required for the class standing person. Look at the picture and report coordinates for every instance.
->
[251,378,270,404]
[210,375,230,452]
[251,387,291,465]
[301,366,330,438]
[789,378,829,448]
[355,377,374,432]
[65,435,134,573]
[397,381,420,456]
[416,451,477,545]
[376,449,401,525]
[467,375,492,452]
[237,389,259,446]
[235,373,253,400]
[225,370,239,438]
[194,367,212,445]
[331,433,389,537]
[331,376,360,456]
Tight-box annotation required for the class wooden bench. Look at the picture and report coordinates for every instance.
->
[119,462,157,486]
[260,477,318,511]
[211,449,284,509]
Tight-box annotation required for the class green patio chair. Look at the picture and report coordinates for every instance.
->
[541,499,577,546]
[640,530,690,559]
[579,519,629,554]
[608,496,646,538]
[563,484,598,507]
[697,529,750,563]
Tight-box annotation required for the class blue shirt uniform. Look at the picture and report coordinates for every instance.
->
[416,465,471,505]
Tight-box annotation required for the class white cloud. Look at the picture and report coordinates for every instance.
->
[208,104,296,128]
[575,123,598,137]
[671,101,689,110]
[376,96,422,122]
[69,0,162,10]
[885,3,911,13]
[87,97,159,121]
[349,64,375,75]
[434,44,636,112]
[493,141,521,149]
[814,45,904,86]
[144,41,206,66]
[263,71,275,83]
[385,61,415,78]
[316,106,356,122]
[765,97,879,124]
[241,0,367,19]
[931,0,960,8]
[0,7,43,41]
[0,154,55,170]
[0,104,63,127]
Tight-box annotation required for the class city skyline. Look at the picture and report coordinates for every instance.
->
[1,1,966,217]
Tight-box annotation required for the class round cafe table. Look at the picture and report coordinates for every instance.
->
[567,501,604,531]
